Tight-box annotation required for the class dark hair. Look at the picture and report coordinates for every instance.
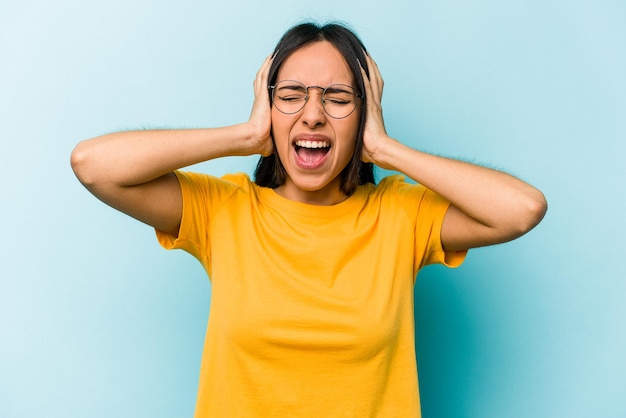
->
[253,21,375,195]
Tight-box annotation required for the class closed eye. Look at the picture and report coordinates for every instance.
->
[324,85,356,106]
[277,94,305,102]
[325,98,353,106]
[275,84,307,102]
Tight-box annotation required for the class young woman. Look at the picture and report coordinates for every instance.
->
[71,22,546,418]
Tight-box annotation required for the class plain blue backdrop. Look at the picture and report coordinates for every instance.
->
[1,0,624,417]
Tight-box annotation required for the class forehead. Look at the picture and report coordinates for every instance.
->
[276,41,354,86]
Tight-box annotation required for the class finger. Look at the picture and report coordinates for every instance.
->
[364,54,384,98]
[359,65,373,103]
[361,64,382,106]
[254,54,274,93]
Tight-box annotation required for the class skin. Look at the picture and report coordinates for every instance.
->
[270,42,360,205]
[358,53,547,250]
[70,40,547,252]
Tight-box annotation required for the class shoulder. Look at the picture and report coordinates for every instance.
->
[175,171,252,191]
[221,172,255,188]
[172,171,260,208]
[370,174,428,198]
[371,174,449,217]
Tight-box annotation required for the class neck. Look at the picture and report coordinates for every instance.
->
[274,179,348,206]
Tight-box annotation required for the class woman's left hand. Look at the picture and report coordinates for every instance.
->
[360,53,395,168]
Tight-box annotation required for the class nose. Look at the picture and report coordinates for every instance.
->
[300,87,326,127]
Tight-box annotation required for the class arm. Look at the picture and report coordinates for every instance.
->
[360,54,547,252]
[70,56,274,237]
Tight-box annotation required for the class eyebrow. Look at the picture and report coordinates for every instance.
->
[276,83,355,94]
[276,83,307,92]
[324,85,354,94]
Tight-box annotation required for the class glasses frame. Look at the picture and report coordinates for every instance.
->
[268,80,363,120]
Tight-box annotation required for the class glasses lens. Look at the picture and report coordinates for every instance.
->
[272,81,307,114]
[323,85,358,119]
[271,81,359,119]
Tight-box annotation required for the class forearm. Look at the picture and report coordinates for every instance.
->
[71,123,259,187]
[360,53,546,248]
[375,138,547,234]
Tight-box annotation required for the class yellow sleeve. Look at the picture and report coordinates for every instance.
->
[382,175,467,272]
[416,188,467,269]
[155,171,242,268]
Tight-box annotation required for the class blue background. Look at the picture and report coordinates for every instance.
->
[1,0,625,417]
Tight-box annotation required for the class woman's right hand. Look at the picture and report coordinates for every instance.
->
[246,54,274,156]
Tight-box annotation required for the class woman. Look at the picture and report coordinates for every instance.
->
[71,21,546,418]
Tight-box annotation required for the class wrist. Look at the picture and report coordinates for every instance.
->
[240,122,273,156]
[365,135,402,170]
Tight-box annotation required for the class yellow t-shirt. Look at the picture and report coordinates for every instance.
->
[157,171,466,418]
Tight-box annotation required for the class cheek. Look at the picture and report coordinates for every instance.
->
[270,110,293,155]
[338,117,360,150]
[271,109,290,137]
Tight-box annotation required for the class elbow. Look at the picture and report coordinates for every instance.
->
[70,141,88,184]
[515,190,548,237]
[70,140,99,187]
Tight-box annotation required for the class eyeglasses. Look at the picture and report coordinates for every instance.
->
[269,80,362,119]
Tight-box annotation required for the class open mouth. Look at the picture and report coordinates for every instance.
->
[294,139,331,166]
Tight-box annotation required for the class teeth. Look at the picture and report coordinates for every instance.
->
[295,140,330,149]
